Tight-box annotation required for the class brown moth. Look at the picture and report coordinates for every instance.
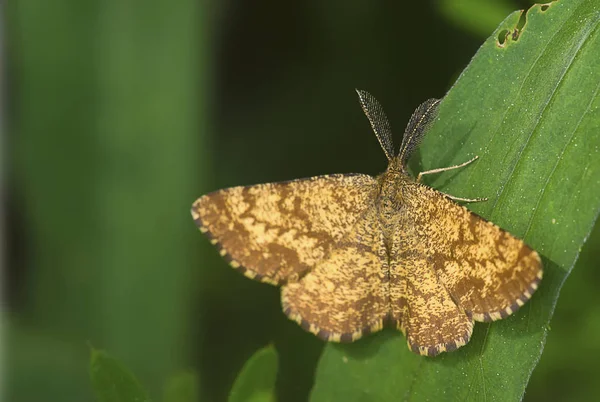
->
[191,90,543,356]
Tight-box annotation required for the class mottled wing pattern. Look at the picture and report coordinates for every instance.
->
[281,207,389,342]
[401,183,543,324]
[388,244,474,356]
[191,174,378,285]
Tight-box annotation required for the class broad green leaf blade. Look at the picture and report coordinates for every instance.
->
[229,346,278,402]
[90,348,150,402]
[163,371,200,402]
[311,1,600,401]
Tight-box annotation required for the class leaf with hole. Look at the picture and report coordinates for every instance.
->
[310,0,600,400]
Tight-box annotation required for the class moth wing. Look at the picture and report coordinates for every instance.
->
[389,251,474,356]
[281,206,389,342]
[191,174,378,285]
[403,184,543,322]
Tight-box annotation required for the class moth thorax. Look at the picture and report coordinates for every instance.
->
[378,168,410,209]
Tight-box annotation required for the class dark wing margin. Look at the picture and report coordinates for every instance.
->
[355,89,395,161]
[398,98,441,165]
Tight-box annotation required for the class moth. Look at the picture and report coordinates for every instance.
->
[191,90,543,356]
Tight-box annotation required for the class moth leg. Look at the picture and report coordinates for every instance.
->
[416,155,479,183]
[441,193,487,203]
[417,155,486,202]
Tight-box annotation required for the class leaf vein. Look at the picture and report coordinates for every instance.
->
[489,9,593,217]
[463,10,571,201]
[523,56,600,240]
[477,323,491,402]
[403,359,424,402]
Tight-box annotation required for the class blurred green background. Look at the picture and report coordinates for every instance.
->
[5,0,599,401]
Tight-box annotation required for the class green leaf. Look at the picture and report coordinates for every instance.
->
[311,1,600,401]
[89,348,150,402]
[163,371,200,402]
[229,346,278,402]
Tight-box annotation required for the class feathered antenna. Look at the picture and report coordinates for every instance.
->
[356,89,394,162]
[398,98,441,165]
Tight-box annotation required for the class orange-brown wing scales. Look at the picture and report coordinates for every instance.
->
[281,208,389,342]
[390,257,473,356]
[403,184,543,323]
[388,208,474,356]
[191,174,378,285]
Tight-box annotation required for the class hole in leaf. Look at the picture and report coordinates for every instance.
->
[540,2,555,12]
[498,9,527,47]
[511,10,527,41]
[516,10,527,31]
[497,29,509,46]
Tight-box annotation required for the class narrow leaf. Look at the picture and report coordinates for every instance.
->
[229,346,278,402]
[311,1,600,400]
[89,348,150,402]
